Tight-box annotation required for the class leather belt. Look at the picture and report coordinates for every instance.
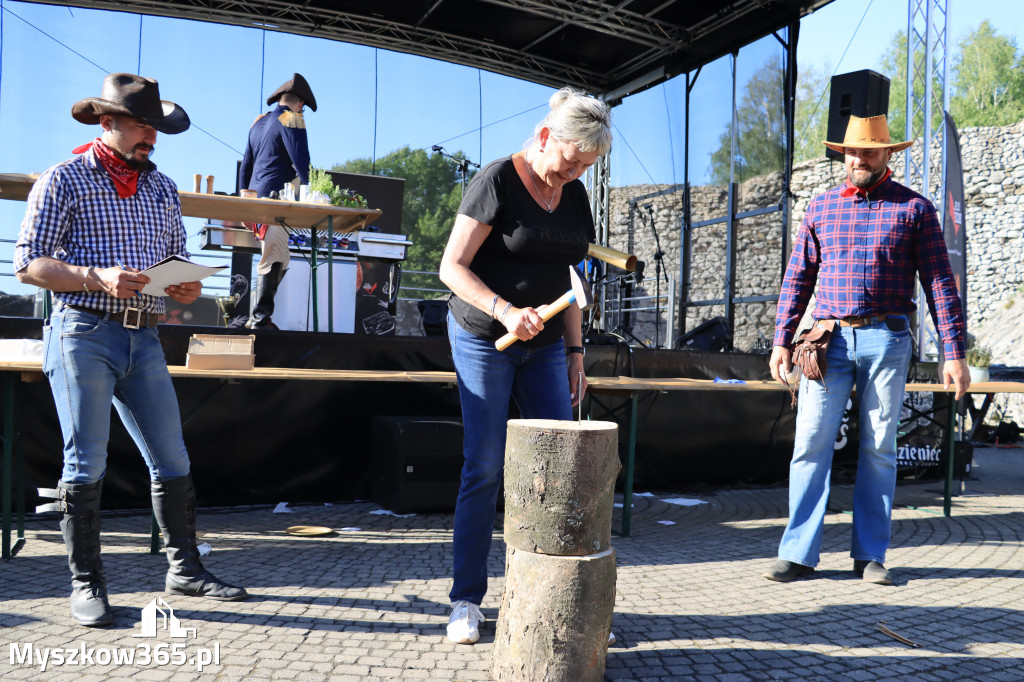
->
[62,304,160,329]
[822,313,891,329]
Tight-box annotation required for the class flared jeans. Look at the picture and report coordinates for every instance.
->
[778,317,912,567]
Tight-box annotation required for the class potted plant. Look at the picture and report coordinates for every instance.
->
[965,339,992,383]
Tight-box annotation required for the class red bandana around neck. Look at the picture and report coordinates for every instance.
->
[840,167,892,198]
[73,138,140,199]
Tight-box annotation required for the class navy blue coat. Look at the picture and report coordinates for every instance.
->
[239,104,311,198]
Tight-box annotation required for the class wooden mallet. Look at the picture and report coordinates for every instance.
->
[495,265,594,351]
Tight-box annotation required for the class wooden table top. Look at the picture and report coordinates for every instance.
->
[2,359,1022,394]
[0,173,381,231]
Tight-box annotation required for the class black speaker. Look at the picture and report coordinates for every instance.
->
[372,417,464,513]
[825,70,891,160]
[675,316,732,352]
[417,299,448,336]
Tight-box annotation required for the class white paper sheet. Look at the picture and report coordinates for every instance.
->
[139,255,226,296]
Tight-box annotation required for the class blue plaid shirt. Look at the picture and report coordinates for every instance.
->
[774,173,967,360]
[13,147,189,315]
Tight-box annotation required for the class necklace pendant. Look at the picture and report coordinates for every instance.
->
[547,207,553,213]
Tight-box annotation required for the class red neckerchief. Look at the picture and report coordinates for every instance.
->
[840,167,891,198]
[72,138,139,199]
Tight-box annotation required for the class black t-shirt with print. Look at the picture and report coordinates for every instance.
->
[448,156,595,346]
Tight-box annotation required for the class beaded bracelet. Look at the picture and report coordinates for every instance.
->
[489,294,500,319]
[499,301,513,322]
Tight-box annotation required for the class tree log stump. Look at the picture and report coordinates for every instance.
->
[491,546,616,682]
[503,419,620,556]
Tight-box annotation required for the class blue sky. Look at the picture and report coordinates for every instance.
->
[1,0,1022,295]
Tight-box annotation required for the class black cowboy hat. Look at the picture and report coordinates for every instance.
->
[266,73,317,112]
[72,73,190,135]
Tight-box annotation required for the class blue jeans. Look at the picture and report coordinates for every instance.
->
[43,308,191,484]
[448,313,572,605]
[778,317,911,567]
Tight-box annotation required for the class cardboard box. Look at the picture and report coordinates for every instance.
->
[185,334,255,370]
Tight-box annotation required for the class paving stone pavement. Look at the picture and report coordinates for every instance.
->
[3,445,1023,681]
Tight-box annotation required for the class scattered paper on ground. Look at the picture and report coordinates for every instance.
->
[662,497,707,506]
[273,502,294,513]
[369,509,416,518]
[658,520,677,525]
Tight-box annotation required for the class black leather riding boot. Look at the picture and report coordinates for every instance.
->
[151,474,249,601]
[38,479,114,627]
[248,262,286,328]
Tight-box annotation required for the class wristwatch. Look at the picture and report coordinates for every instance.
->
[565,346,586,356]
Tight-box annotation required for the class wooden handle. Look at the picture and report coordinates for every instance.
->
[495,290,575,351]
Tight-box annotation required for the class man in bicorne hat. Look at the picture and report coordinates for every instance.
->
[14,73,249,628]
[764,114,970,586]
[238,72,318,329]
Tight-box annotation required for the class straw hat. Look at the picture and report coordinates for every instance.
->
[72,73,190,135]
[823,114,912,154]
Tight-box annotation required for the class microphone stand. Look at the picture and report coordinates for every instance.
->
[641,204,668,348]
[432,145,479,197]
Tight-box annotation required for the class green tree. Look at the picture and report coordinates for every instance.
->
[333,146,473,294]
[880,30,943,139]
[880,22,1024,136]
[950,20,1024,126]
[794,64,831,164]
[708,56,786,184]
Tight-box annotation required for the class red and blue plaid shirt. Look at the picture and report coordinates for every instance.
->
[774,171,967,360]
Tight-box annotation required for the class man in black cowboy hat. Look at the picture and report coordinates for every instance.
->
[14,73,249,628]
[238,72,318,329]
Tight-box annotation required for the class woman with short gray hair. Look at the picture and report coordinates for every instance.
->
[438,87,611,644]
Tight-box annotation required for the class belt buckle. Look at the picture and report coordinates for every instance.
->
[123,306,142,330]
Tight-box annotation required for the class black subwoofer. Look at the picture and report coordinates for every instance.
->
[372,417,464,513]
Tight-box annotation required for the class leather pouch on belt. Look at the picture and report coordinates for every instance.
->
[792,320,837,382]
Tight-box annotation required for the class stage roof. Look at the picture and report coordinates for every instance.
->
[30,0,834,101]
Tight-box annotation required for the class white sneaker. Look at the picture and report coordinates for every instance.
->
[447,600,485,644]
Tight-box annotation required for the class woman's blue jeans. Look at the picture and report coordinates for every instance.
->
[448,313,572,605]
[778,317,912,567]
[43,308,191,484]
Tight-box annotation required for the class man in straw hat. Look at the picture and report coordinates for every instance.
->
[764,114,969,586]
[238,72,317,329]
[14,73,249,627]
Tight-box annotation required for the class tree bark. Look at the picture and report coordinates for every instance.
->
[491,546,616,682]
[503,419,619,556]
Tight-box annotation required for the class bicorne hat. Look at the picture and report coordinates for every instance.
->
[823,114,913,154]
[71,73,190,135]
[266,73,317,112]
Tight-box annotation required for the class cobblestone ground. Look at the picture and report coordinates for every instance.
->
[2,446,1023,681]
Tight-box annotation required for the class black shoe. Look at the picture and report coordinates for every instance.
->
[167,570,249,601]
[70,581,114,627]
[763,559,814,582]
[38,480,115,627]
[854,559,892,585]
[152,475,250,602]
